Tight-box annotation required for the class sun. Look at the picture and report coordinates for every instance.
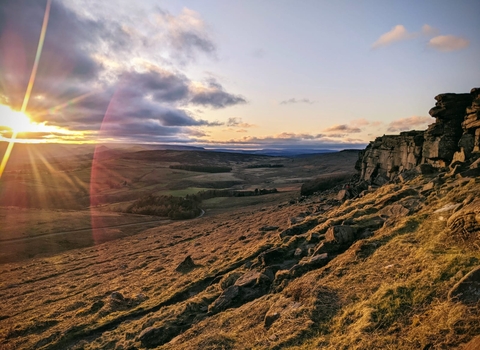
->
[0,104,34,133]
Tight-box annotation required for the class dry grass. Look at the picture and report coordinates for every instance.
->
[1,156,479,349]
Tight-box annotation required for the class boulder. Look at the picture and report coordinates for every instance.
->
[138,325,180,348]
[325,225,356,245]
[175,256,197,273]
[448,266,480,305]
[209,271,271,314]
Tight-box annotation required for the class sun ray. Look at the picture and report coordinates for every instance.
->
[0,0,52,179]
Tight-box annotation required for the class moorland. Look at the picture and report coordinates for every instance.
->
[1,88,480,350]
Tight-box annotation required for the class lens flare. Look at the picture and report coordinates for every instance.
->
[0,0,52,179]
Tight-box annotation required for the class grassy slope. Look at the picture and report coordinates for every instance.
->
[1,172,479,349]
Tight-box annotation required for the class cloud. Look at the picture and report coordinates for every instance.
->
[226,117,255,128]
[372,25,416,48]
[203,132,367,149]
[421,24,439,37]
[387,116,434,132]
[428,35,469,52]
[323,124,362,133]
[0,0,245,144]
[189,79,247,108]
[280,98,314,105]
[154,8,217,64]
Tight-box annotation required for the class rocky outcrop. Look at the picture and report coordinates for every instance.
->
[358,131,424,183]
[423,92,472,167]
[358,88,480,183]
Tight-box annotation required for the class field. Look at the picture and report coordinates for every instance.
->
[0,145,359,263]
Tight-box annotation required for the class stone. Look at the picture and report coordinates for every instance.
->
[378,204,410,218]
[421,182,435,193]
[459,167,480,178]
[337,189,350,202]
[416,163,435,175]
[137,325,179,348]
[288,253,329,277]
[289,217,305,226]
[357,131,424,182]
[447,200,480,238]
[259,225,279,232]
[175,256,197,273]
[110,291,125,302]
[312,241,340,255]
[210,271,271,313]
[470,158,480,169]
[258,247,288,266]
[208,285,239,313]
[325,225,356,244]
[448,266,480,305]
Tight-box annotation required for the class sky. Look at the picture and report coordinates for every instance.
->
[0,0,479,150]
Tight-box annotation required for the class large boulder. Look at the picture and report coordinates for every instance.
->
[325,226,356,245]
[448,266,480,305]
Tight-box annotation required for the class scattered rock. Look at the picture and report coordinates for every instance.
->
[289,217,305,226]
[208,285,239,314]
[448,266,480,304]
[337,189,350,202]
[379,204,410,219]
[110,291,125,303]
[421,182,435,193]
[137,325,180,348]
[259,225,279,232]
[325,226,355,245]
[175,256,197,273]
[209,271,271,314]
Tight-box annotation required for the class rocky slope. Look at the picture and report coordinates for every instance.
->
[1,89,480,350]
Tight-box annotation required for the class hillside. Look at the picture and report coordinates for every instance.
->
[1,88,480,349]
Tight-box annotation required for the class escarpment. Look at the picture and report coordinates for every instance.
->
[358,88,480,184]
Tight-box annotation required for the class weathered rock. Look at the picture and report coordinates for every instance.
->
[421,182,435,193]
[259,225,279,232]
[358,131,424,182]
[175,256,197,273]
[289,217,305,226]
[137,325,180,348]
[110,291,125,302]
[378,204,410,219]
[208,285,239,313]
[209,271,271,313]
[313,241,341,255]
[448,266,480,305]
[337,189,350,202]
[325,226,356,245]
[357,88,480,183]
[416,163,435,175]
[447,199,480,239]
[289,253,329,277]
[258,247,289,266]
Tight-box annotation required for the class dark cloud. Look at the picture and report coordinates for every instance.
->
[226,117,254,128]
[121,69,189,102]
[323,124,362,133]
[280,98,314,105]
[190,79,247,108]
[0,1,245,144]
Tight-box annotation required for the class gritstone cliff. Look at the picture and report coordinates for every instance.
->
[357,88,480,185]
